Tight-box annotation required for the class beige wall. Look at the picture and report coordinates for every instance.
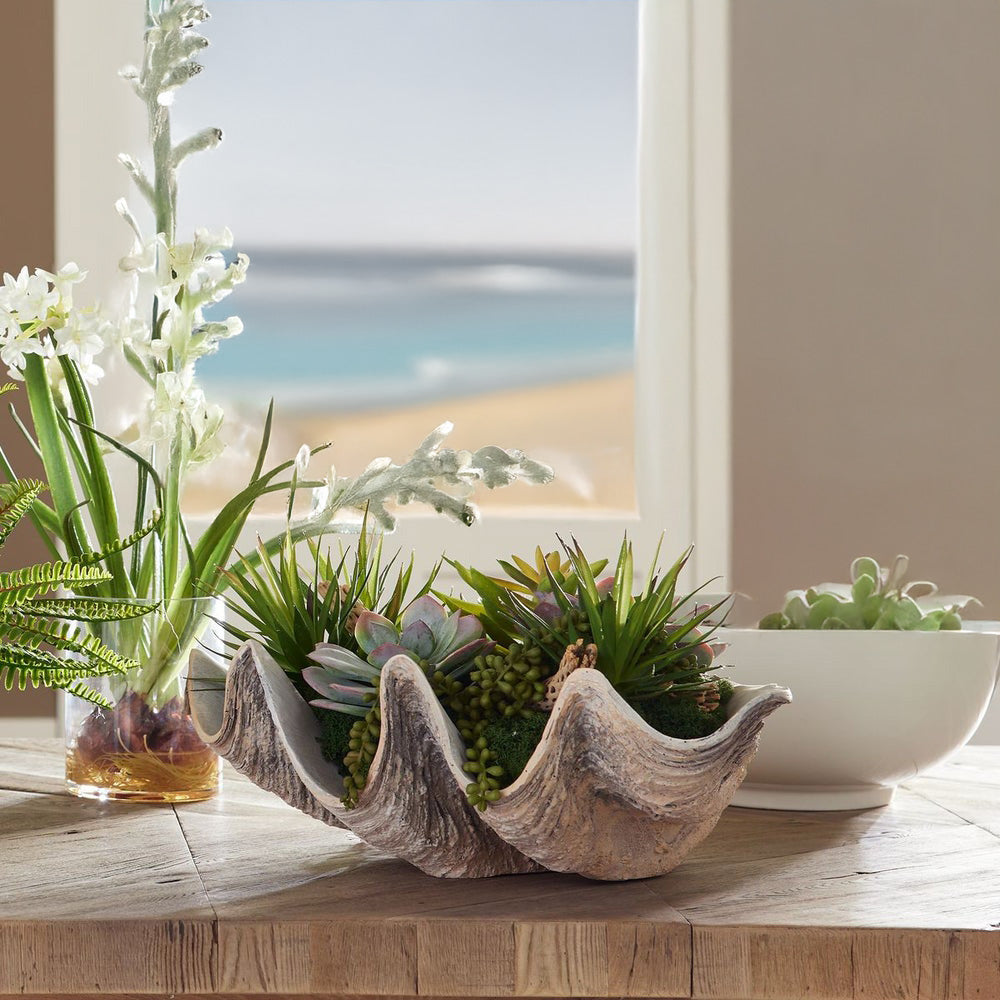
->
[730,0,1000,740]
[0,3,56,721]
[731,0,1000,623]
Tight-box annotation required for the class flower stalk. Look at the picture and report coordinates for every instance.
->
[0,0,552,707]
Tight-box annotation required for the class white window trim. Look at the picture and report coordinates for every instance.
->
[55,0,730,587]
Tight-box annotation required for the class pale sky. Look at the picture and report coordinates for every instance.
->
[174,0,638,251]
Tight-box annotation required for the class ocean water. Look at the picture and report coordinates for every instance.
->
[199,249,635,412]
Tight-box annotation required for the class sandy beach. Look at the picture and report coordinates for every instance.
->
[184,372,635,515]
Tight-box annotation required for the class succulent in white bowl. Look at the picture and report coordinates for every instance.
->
[723,556,999,811]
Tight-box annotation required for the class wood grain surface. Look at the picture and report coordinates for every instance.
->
[1,739,998,999]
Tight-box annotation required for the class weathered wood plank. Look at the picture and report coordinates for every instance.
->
[0,778,216,994]
[0,738,66,795]
[905,746,1000,838]
[660,822,1000,929]
[692,926,1000,1000]
[0,921,216,995]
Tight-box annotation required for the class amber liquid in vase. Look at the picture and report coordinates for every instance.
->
[65,691,219,803]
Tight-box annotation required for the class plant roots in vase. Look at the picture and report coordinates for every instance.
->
[66,691,220,802]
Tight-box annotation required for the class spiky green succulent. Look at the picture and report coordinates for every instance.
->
[487,547,608,599]
[450,535,727,703]
[220,520,438,675]
[759,555,978,631]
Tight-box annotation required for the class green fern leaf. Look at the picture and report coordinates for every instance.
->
[0,561,113,609]
[77,511,162,567]
[0,479,45,548]
[0,613,138,674]
[0,647,115,707]
[25,597,158,622]
[1,643,91,682]
[57,680,114,708]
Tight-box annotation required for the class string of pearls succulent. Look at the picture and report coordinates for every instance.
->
[435,644,550,810]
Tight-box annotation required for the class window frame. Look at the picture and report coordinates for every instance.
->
[54,0,730,586]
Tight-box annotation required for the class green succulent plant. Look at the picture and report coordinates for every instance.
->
[0,478,156,706]
[487,547,608,599]
[443,535,730,809]
[220,519,437,675]
[758,555,977,631]
[304,594,493,806]
[452,536,727,702]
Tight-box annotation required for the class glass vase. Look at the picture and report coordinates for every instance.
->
[64,597,225,803]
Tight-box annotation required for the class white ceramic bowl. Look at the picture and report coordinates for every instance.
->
[718,625,1000,810]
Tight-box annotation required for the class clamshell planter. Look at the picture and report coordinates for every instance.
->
[187,640,791,880]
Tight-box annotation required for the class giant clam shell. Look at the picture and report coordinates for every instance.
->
[187,640,790,880]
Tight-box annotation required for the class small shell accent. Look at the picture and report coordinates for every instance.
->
[540,638,598,709]
[316,581,364,634]
[187,641,790,880]
[693,680,722,713]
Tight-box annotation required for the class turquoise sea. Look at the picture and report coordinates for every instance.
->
[199,250,634,412]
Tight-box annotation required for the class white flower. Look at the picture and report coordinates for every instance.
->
[188,401,225,467]
[38,263,87,308]
[0,267,59,323]
[295,445,311,476]
[0,317,44,375]
[188,252,228,294]
[193,227,234,256]
[138,367,226,466]
[203,253,249,305]
[140,370,191,445]
[55,311,107,367]
[120,242,155,273]
[115,315,151,350]
[77,356,105,388]
[120,234,170,287]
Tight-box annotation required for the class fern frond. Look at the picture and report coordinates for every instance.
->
[0,613,138,674]
[0,646,116,707]
[77,511,162,567]
[0,383,18,398]
[0,479,45,548]
[0,643,117,682]
[0,562,113,609]
[25,597,158,622]
[58,680,114,707]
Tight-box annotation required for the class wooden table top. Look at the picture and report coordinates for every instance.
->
[1,739,998,1000]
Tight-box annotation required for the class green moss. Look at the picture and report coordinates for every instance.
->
[482,711,549,784]
[637,691,728,740]
[717,677,734,704]
[314,707,356,777]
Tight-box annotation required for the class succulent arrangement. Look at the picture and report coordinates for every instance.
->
[442,537,731,809]
[759,555,978,631]
[223,531,734,814]
[190,531,799,880]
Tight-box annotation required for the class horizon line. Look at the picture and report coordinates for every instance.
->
[226,243,635,258]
